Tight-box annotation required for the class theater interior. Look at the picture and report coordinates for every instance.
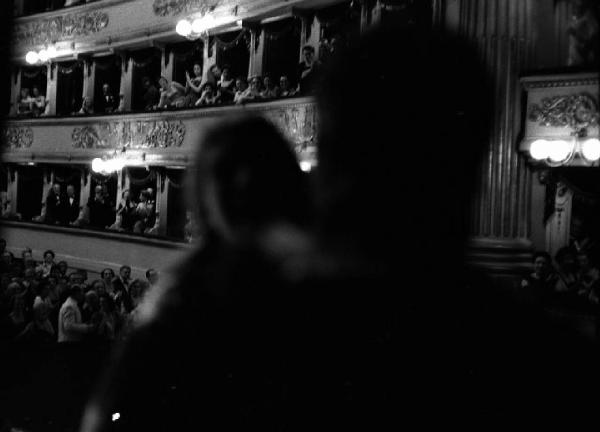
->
[0,0,599,430]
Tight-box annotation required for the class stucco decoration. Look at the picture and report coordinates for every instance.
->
[14,11,109,46]
[152,0,220,17]
[528,93,599,131]
[264,103,317,154]
[2,126,34,149]
[73,120,186,149]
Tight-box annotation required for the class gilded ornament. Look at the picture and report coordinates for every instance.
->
[152,0,220,17]
[73,120,186,149]
[528,93,599,131]
[2,127,34,149]
[14,11,109,46]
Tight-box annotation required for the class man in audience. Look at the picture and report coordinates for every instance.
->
[142,76,160,111]
[296,45,321,95]
[112,265,133,313]
[45,183,63,225]
[87,186,113,229]
[58,284,95,343]
[98,83,117,113]
[61,184,80,225]
[279,75,296,97]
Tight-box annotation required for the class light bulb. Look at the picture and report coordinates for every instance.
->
[25,51,39,64]
[581,138,600,161]
[191,17,206,34]
[299,161,312,172]
[547,140,574,163]
[92,158,104,173]
[529,139,548,160]
[176,19,192,36]
[46,46,58,58]
[38,49,49,62]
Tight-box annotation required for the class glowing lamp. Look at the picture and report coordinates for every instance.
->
[529,139,548,161]
[176,19,192,36]
[46,46,58,59]
[38,49,49,63]
[547,140,573,162]
[92,158,104,173]
[581,138,600,162]
[25,51,39,64]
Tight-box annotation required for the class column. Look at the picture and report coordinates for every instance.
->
[160,46,175,82]
[448,0,537,286]
[45,63,57,116]
[119,52,133,111]
[80,169,91,208]
[202,35,216,81]
[7,167,18,215]
[9,67,20,117]
[298,13,321,61]
[156,170,168,236]
[246,25,265,78]
[82,58,96,106]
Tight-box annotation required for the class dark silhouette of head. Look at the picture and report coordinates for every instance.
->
[189,115,309,243]
[316,25,491,265]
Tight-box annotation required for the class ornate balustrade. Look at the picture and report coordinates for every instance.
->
[1,97,317,166]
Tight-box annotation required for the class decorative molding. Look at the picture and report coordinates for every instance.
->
[152,0,220,17]
[522,77,599,90]
[13,10,109,46]
[2,127,34,149]
[72,120,186,149]
[263,103,317,154]
[528,93,599,131]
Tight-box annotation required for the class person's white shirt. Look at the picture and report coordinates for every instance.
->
[58,296,90,342]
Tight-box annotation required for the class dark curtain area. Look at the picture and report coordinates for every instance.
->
[127,167,157,202]
[170,40,204,87]
[216,30,251,80]
[263,18,301,84]
[53,166,82,197]
[91,172,118,209]
[16,166,43,221]
[56,61,83,115]
[317,1,362,66]
[93,55,121,113]
[131,48,161,111]
[166,169,186,239]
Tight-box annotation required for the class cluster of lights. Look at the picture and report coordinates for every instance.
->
[176,15,218,38]
[25,46,59,64]
[529,138,600,165]
[92,157,126,174]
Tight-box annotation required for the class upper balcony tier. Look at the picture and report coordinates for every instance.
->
[12,0,345,61]
[2,96,318,167]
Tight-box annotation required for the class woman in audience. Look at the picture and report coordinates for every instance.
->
[217,65,235,104]
[1,290,27,340]
[100,268,115,297]
[260,76,279,99]
[133,190,155,234]
[195,82,218,106]
[206,64,222,86]
[233,77,248,104]
[31,86,47,117]
[185,62,204,106]
[157,76,187,109]
[278,75,296,97]
[113,189,137,232]
[235,76,262,104]
[35,250,56,279]
[16,87,33,116]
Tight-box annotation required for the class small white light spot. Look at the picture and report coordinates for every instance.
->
[112,413,120,421]
[300,161,312,172]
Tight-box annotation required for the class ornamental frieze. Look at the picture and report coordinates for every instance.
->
[153,0,220,17]
[2,127,34,149]
[14,11,109,46]
[72,120,186,149]
[528,93,599,131]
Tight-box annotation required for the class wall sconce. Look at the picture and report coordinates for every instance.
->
[175,13,235,40]
[529,134,600,166]
[25,46,59,64]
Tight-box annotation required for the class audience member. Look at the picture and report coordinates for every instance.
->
[61,184,80,225]
[31,86,47,116]
[142,76,160,111]
[157,76,187,109]
[112,189,136,231]
[206,64,222,86]
[35,250,56,279]
[235,76,262,104]
[112,265,132,313]
[77,96,94,115]
[16,87,33,116]
[195,82,218,106]
[296,45,321,95]
[100,268,115,296]
[216,65,235,103]
[57,284,95,343]
[45,183,62,224]
[260,76,279,99]
[87,186,114,229]
[521,251,557,305]
[185,62,203,106]
[132,190,155,234]
[98,83,117,113]
[233,77,248,104]
[279,75,296,97]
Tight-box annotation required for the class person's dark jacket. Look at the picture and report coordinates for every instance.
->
[87,197,113,229]
[61,195,80,225]
[45,190,62,224]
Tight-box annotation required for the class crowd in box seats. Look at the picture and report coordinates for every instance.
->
[11,45,321,117]
[522,244,600,314]
[0,239,158,346]
[35,183,160,236]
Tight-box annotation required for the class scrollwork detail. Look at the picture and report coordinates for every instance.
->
[152,0,220,17]
[72,120,186,149]
[2,127,34,149]
[528,92,599,131]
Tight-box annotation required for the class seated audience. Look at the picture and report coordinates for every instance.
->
[196,82,218,106]
[260,76,279,99]
[132,190,155,234]
[279,75,297,97]
[157,76,187,109]
[233,77,248,104]
[206,64,222,86]
[16,87,33,116]
[0,191,21,220]
[45,183,62,225]
[100,268,115,296]
[142,76,160,111]
[16,296,54,344]
[235,76,262,104]
[31,86,48,117]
